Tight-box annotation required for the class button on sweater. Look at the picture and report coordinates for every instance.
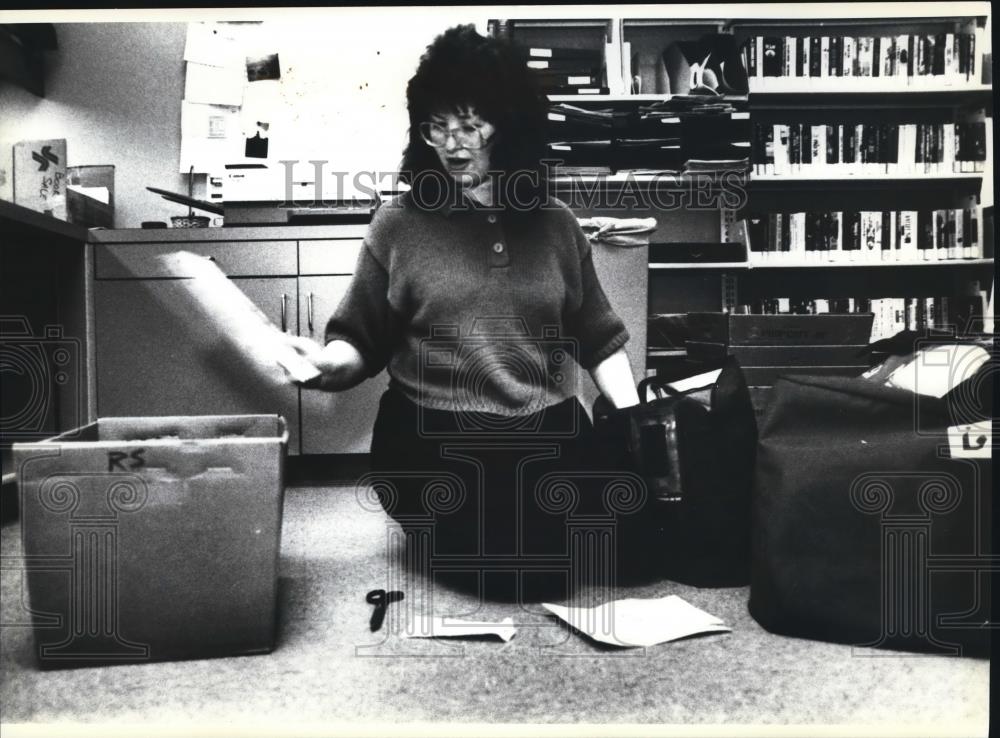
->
[324,191,630,416]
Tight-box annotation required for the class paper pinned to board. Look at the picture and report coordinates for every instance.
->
[184,22,244,68]
[401,615,517,642]
[542,595,731,648]
[185,61,246,107]
[156,251,320,384]
[179,101,244,173]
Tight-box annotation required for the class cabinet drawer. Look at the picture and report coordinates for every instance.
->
[299,239,364,275]
[95,241,297,279]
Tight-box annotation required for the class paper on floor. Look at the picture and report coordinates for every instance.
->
[401,615,517,642]
[542,595,731,648]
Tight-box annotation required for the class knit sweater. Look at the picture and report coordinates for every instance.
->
[324,191,630,416]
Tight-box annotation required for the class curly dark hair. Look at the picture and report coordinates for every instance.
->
[400,24,550,210]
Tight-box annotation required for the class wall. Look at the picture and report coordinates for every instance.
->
[1,23,189,228]
[0,13,490,229]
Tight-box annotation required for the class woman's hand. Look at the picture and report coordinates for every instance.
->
[283,335,368,392]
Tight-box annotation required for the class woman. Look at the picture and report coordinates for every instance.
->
[290,25,640,598]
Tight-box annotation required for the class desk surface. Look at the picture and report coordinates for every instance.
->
[0,199,90,243]
[0,482,987,733]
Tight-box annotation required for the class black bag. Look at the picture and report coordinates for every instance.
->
[749,345,993,655]
[593,357,758,586]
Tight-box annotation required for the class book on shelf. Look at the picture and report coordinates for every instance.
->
[742,206,985,264]
[741,28,985,91]
[723,294,986,341]
[752,120,988,176]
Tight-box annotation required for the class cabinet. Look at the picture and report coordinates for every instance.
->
[1,201,91,480]
[94,277,302,448]
[90,224,386,456]
[88,218,650,452]
[297,238,387,454]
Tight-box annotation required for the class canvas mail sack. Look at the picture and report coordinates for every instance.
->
[749,357,993,655]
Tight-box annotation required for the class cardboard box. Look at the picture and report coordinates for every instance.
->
[686,342,871,367]
[686,313,875,346]
[13,138,67,219]
[13,414,288,667]
[740,365,869,386]
[66,164,114,228]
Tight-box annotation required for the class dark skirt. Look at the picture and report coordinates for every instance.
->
[368,386,638,599]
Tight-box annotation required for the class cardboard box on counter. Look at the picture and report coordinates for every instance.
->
[13,138,67,219]
[686,342,872,367]
[66,164,114,228]
[13,414,288,667]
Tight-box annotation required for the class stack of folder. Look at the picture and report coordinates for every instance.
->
[519,45,609,95]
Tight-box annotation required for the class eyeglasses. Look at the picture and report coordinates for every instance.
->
[418,121,493,149]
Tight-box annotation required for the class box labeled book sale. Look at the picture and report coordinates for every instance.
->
[13,138,67,219]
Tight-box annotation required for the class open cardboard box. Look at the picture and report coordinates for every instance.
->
[12,414,288,667]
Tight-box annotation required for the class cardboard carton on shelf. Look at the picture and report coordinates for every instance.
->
[13,414,288,667]
[13,138,67,220]
[685,312,875,346]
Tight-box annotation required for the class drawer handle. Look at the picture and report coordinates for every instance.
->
[307,293,314,332]
[280,294,288,333]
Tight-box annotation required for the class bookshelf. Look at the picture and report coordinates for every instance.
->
[649,259,995,270]
[488,4,993,385]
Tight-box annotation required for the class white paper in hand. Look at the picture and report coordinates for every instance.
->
[157,251,321,384]
[542,595,730,648]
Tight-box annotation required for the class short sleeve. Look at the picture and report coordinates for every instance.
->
[324,242,396,378]
[564,220,630,369]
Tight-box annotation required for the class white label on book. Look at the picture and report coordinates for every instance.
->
[530,48,553,58]
[550,144,571,151]
[568,76,591,85]
[731,112,750,119]
[661,117,681,123]
[948,421,991,458]
[528,60,549,69]
[577,88,601,94]
[548,112,566,121]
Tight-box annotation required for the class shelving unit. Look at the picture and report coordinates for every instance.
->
[649,259,995,270]
[489,4,994,385]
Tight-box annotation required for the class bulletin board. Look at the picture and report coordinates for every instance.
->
[180,12,487,181]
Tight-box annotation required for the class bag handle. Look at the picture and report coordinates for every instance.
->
[637,376,683,404]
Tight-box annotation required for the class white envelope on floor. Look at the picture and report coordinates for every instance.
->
[543,595,731,648]
[401,615,517,642]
